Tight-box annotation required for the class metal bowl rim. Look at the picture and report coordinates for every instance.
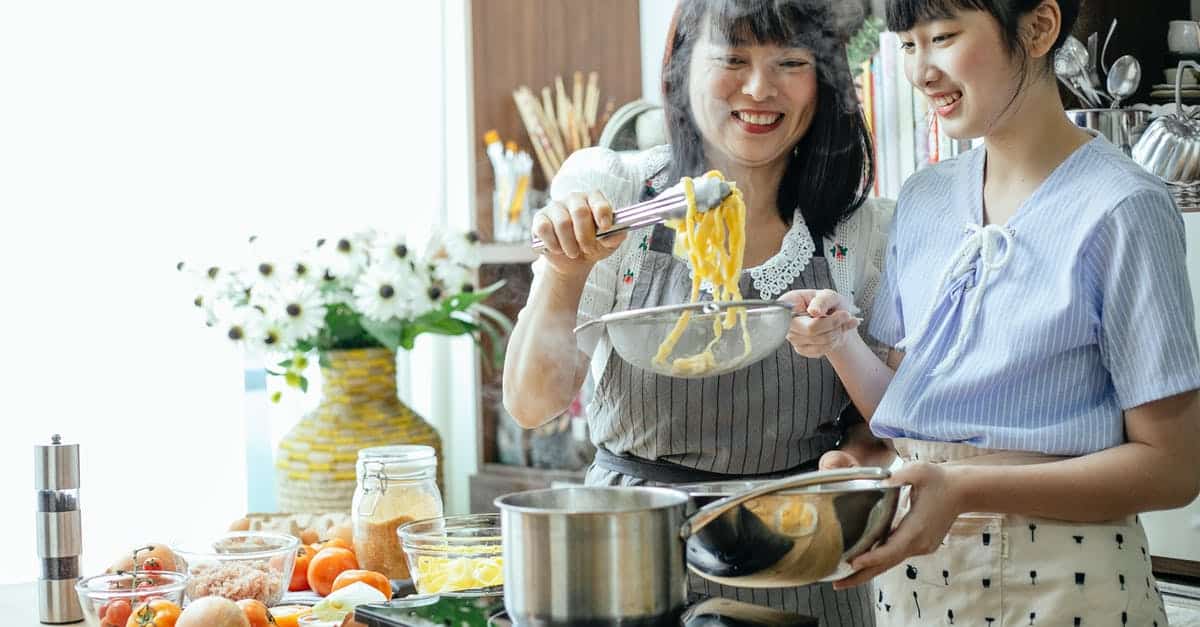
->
[678,477,899,498]
[592,299,791,326]
[494,486,690,514]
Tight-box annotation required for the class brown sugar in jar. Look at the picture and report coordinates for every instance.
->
[351,445,443,580]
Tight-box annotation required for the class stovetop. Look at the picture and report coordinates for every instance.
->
[354,593,819,627]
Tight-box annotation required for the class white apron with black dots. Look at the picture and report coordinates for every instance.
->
[874,439,1170,627]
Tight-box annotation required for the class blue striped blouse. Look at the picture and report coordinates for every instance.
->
[869,135,1200,455]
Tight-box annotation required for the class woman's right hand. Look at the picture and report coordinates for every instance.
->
[533,190,627,277]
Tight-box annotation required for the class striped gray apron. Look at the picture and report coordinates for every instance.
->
[584,222,874,626]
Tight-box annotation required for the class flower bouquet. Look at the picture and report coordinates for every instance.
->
[180,227,510,397]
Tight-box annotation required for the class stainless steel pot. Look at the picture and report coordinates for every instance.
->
[1065,108,1150,156]
[494,467,897,626]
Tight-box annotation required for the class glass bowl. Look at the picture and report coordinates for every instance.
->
[75,571,188,627]
[171,531,298,606]
[399,514,502,595]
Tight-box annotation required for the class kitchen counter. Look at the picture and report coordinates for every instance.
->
[6,578,1200,626]
[1,583,51,626]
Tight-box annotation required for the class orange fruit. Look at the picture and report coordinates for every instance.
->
[307,547,359,596]
[331,569,391,600]
[267,605,310,627]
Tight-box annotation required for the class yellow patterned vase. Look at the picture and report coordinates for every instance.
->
[275,348,444,513]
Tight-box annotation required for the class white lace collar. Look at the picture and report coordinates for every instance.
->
[688,209,815,300]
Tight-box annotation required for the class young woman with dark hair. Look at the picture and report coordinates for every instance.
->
[503,0,892,621]
[787,0,1200,623]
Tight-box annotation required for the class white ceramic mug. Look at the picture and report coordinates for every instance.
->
[1169,20,1200,54]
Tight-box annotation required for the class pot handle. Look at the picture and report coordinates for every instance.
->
[679,466,891,540]
[1176,61,1200,117]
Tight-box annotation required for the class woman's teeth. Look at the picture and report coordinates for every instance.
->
[934,92,962,108]
[734,111,782,125]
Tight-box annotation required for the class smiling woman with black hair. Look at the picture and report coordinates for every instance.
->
[784,0,1200,624]
[503,0,894,622]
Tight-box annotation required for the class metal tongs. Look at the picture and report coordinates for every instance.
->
[530,178,732,251]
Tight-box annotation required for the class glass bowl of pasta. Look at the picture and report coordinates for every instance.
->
[575,299,798,378]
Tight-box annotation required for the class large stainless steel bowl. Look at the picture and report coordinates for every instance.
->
[680,475,901,588]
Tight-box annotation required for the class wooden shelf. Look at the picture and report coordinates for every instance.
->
[480,242,538,265]
[467,0,642,511]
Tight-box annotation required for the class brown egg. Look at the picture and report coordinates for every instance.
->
[107,543,178,573]
[299,528,320,545]
[228,517,251,532]
[329,522,354,545]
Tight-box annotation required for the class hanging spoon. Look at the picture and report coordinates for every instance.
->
[1106,55,1141,109]
[1101,19,1118,75]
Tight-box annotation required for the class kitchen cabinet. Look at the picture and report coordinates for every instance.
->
[468,1,644,511]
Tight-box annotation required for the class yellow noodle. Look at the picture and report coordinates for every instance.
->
[653,171,751,376]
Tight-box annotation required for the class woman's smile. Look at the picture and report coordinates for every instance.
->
[731,109,786,134]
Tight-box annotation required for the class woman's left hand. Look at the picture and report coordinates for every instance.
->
[779,289,860,358]
[832,461,964,590]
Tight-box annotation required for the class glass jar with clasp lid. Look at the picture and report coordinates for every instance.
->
[351,445,443,580]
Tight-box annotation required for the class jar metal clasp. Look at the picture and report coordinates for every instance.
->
[358,460,389,517]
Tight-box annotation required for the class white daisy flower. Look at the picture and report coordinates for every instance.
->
[251,315,294,356]
[353,264,430,321]
[319,232,371,281]
[433,262,475,295]
[289,251,322,285]
[423,228,481,268]
[262,281,326,342]
[370,233,414,272]
[241,233,301,291]
[216,305,265,348]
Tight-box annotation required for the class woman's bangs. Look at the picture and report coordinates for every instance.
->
[886,0,988,32]
[705,0,828,51]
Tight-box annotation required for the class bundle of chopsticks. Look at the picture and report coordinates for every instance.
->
[513,71,616,182]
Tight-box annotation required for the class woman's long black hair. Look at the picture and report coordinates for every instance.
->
[887,0,1079,82]
[661,0,875,239]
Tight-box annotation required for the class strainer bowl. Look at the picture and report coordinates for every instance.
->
[575,300,795,378]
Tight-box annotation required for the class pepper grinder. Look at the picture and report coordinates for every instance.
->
[35,434,83,624]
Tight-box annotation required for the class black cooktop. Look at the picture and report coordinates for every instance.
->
[354,593,819,627]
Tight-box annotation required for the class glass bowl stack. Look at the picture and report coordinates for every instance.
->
[75,571,188,627]
[399,514,503,595]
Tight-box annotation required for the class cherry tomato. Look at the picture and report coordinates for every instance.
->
[306,547,358,596]
[125,598,181,627]
[330,569,391,600]
[99,598,132,627]
[288,545,313,592]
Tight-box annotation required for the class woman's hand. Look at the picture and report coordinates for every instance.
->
[779,289,860,358]
[532,190,626,277]
[832,462,964,590]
